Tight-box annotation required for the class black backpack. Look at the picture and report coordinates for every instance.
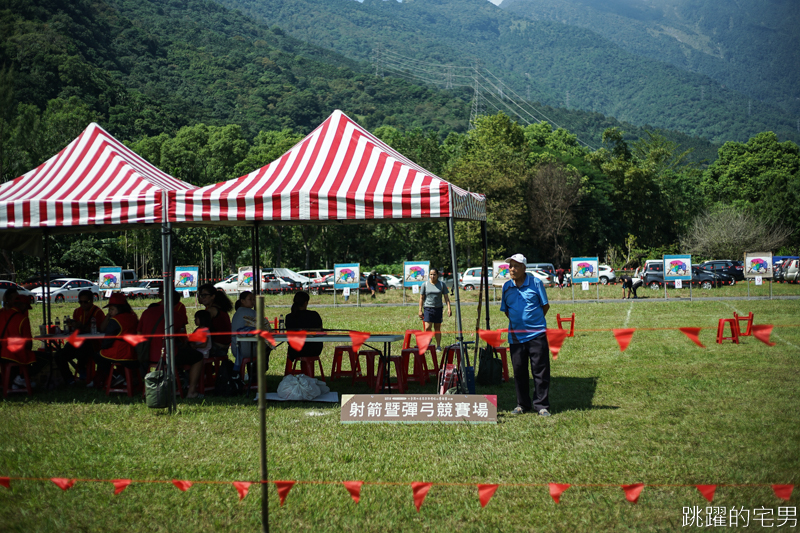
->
[214,359,243,396]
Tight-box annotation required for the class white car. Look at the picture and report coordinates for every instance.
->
[0,281,35,304]
[381,274,403,290]
[215,274,239,295]
[121,279,163,299]
[598,265,616,285]
[297,269,334,283]
[30,278,100,304]
[526,269,555,287]
[459,267,493,290]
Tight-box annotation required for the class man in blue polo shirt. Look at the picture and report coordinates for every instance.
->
[500,253,551,416]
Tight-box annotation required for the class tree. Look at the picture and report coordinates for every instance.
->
[681,207,792,260]
[526,162,583,265]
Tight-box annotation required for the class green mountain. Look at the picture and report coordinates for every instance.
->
[216,0,800,145]
[499,0,800,118]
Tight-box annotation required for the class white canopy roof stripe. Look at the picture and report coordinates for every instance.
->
[0,123,196,230]
[169,110,486,224]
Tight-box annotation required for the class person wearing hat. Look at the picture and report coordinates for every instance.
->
[367,271,379,299]
[0,293,36,389]
[500,253,552,416]
[90,293,139,388]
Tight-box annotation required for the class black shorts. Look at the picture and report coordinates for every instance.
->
[423,307,443,324]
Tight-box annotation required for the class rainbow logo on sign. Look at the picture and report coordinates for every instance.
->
[337,268,356,283]
[667,260,688,276]
[100,274,117,288]
[241,271,253,285]
[406,266,426,281]
[749,258,768,273]
[176,272,195,287]
[496,264,510,278]
[574,262,594,278]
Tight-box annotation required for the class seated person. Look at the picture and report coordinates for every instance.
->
[0,293,36,389]
[57,290,105,384]
[197,283,232,358]
[231,291,267,374]
[191,310,213,358]
[285,291,323,361]
[138,289,204,399]
[90,293,139,388]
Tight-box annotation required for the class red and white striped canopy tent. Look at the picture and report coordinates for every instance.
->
[168,110,486,225]
[0,122,196,236]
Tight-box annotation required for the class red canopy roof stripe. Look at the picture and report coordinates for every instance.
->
[169,110,486,224]
[0,123,196,230]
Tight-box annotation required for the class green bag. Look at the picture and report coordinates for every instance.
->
[477,345,503,386]
[145,363,174,409]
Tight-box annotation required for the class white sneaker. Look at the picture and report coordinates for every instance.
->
[13,375,26,387]
[111,374,126,387]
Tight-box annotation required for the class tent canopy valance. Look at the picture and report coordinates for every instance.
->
[168,110,486,226]
[0,123,197,236]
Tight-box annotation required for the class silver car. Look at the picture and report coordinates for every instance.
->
[121,279,163,299]
[0,280,35,304]
[30,278,100,304]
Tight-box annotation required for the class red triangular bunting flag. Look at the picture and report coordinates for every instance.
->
[613,329,636,352]
[752,325,776,347]
[415,331,434,355]
[112,479,131,495]
[0,477,10,489]
[411,482,432,512]
[286,331,306,351]
[67,330,84,348]
[51,478,76,491]
[172,480,192,492]
[233,482,252,501]
[478,330,503,348]
[123,334,147,346]
[549,483,571,504]
[772,484,794,501]
[187,327,208,344]
[622,483,644,503]
[477,484,498,508]
[680,328,705,348]
[546,329,568,359]
[696,485,716,502]
[344,481,364,503]
[7,336,26,353]
[275,481,295,506]
[257,330,276,347]
[348,332,370,354]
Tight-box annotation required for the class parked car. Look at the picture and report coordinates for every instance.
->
[525,263,555,276]
[296,269,334,283]
[215,273,239,295]
[120,269,138,288]
[460,267,493,290]
[598,265,616,285]
[526,269,554,287]
[643,264,732,289]
[776,258,800,282]
[121,279,163,299]
[21,273,66,290]
[697,260,743,282]
[0,281,35,304]
[30,278,100,303]
[307,275,385,295]
[381,274,403,290]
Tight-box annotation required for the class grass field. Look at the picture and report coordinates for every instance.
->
[1,295,799,532]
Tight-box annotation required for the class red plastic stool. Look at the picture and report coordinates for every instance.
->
[285,356,325,379]
[354,350,380,389]
[439,344,463,370]
[198,357,223,394]
[1,361,33,398]
[374,355,407,393]
[401,330,438,386]
[330,346,359,380]
[557,313,575,337]
[104,363,142,397]
[239,357,259,392]
[716,318,739,344]
[734,312,754,337]
[493,347,510,382]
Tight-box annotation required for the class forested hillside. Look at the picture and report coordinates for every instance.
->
[218,0,799,145]
[499,0,800,118]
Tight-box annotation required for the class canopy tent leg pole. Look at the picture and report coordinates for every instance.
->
[44,230,51,333]
[161,218,176,414]
[481,221,490,330]
[256,295,269,533]
[447,216,468,393]
[253,224,261,296]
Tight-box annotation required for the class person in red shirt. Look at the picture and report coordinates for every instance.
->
[90,293,139,388]
[197,283,232,358]
[138,289,203,398]
[57,290,105,384]
[0,293,36,388]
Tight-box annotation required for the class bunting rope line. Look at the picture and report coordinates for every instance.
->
[0,476,793,508]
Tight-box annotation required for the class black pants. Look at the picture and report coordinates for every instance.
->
[56,342,94,383]
[631,280,643,298]
[509,334,550,412]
